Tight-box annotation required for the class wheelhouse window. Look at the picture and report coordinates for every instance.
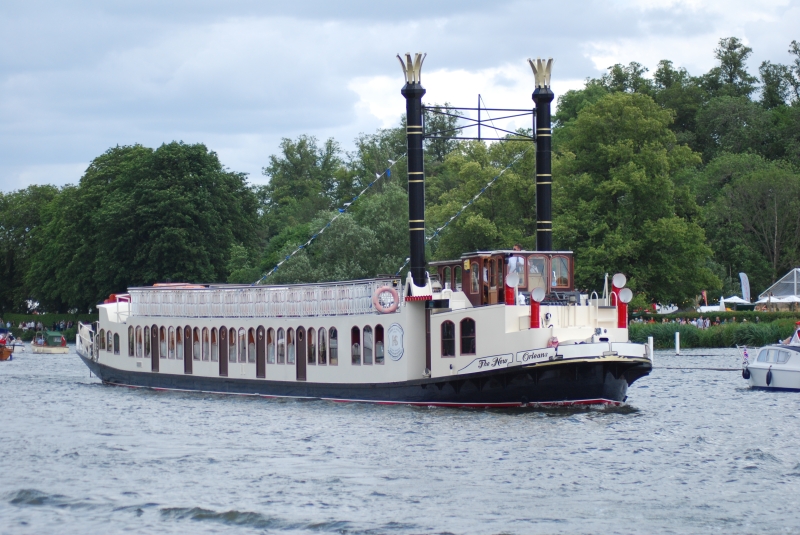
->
[454,265,463,291]
[267,328,275,364]
[471,263,479,293]
[99,329,106,351]
[528,256,546,293]
[552,256,569,288]
[375,325,384,365]
[248,328,256,363]
[144,326,151,357]
[128,326,134,357]
[351,326,361,365]
[160,327,167,359]
[277,328,285,364]
[210,328,218,361]
[441,321,455,357]
[229,328,236,363]
[329,327,338,366]
[287,328,296,364]
[308,327,316,365]
[136,326,143,357]
[107,330,112,352]
[363,326,373,365]
[443,266,452,289]
[460,318,476,355]
[113,333,120,355]
[175,327,183,359]
[318,328,327,365]
[193,327,201,361]
[202,328,210,361]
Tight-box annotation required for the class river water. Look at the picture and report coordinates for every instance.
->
[2,347,799,534]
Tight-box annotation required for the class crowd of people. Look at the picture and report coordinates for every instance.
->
[632,316,760,328]
[9,319,75,332]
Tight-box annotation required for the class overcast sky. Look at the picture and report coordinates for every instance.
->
[1,0,798,192]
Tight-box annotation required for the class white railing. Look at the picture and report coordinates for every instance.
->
[129,279,402,319]
[77,322,94,360]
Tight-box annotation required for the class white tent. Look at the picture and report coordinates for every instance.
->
[724,296,750,304]
[759,268,800,299]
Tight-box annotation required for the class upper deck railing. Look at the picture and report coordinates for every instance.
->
[128,279,403,319]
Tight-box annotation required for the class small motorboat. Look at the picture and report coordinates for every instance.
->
[31,330,69,354]
[0,331,14,361]
[742,322,800,390]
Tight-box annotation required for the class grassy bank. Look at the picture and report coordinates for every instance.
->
[630,320,798,349]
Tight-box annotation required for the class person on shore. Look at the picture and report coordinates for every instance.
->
[781,321,800,345]
[704,317,710,329]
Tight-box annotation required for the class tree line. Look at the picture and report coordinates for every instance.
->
[1,37,799,313]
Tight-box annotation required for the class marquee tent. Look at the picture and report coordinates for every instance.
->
[759,268,800,300]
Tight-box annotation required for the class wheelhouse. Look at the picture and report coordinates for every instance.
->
[430,250,575,307]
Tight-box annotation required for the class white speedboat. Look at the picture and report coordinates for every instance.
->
[742,322,800,390]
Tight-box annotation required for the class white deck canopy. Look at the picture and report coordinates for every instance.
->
[759,268,800,300]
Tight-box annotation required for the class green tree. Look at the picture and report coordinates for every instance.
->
[0,185,60,312]
[695,96,774,161]
[759,61,793,109]
[553,92,719,305]
[701,37,758,98]
[27,143,259,310]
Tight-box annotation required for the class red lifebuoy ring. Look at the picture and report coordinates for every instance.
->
[373,286,399,314]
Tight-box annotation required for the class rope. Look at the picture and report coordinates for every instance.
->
[254,155,407,284]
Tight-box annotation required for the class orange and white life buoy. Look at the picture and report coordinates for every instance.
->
[373,286,399,314]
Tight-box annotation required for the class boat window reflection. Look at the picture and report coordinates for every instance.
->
[128,326,134,357]
[247,328,256,363]
[267,328,275,364]
[460,318,476,355]
[287,328,296,364]
[202,328,210,361]
[351,326,361,365]
[210,328,218,362]
[329,328,338,365]
[441,321,455,357]
[175,327,182,359]
[363,326,373,365]
[318,328,327,365]
[308,327,316,365]
[113,333,120,355]
[375,325,384,365]
[193,327,201,361]
[228,328,236,363]
[160,327,167,359]
[277,328,285,364]
[144,326,151,358]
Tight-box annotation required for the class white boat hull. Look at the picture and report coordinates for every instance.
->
[744,345,800,390]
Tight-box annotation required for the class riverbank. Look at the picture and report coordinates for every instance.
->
[630,319,798,348]
[1,313,98,343]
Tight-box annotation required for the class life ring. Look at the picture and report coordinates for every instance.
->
[373,286,399,314]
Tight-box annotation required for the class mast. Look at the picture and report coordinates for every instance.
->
[529,58,554,252]
[398,53,427,287]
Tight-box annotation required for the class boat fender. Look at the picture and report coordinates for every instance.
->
[373,286,399,314]
[766,367,773,386]
[742,367,750,379]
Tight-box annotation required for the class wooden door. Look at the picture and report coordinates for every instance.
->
[487,258,498,304]
[256,326,266,378]
[183,325,192,374]
[151,324,159,372]
[219,326,228,377]
[296,327,307,381]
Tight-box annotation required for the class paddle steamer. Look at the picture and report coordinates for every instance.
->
[76,54,653,407]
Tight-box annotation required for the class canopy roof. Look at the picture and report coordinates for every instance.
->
[759,268,800,299]
[723,296,750,304]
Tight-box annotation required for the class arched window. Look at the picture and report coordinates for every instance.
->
[267,328,275,364]
[363,326,373,365]
[329,327,338,366]
[99,329,106,350]
[113,333,120,354]
[228,328,236,363]
[287,328,296,364]
[136,326,143,357]
[443,267,452,289]
[277,328,285,364]
[175,327,183,359]
[460,318,476,355]
[307,327,316,365]
[552,256,569,287]
[128,326,134,357]
[351,326,361,365]
[202,328,210,361]
[441,321,455,357]
[193,327,201,360]
[318,328,327,365]
[107,330,113,352]
[238,328,247,363]
[144,326,151,358]
[375,325,384,365]
[247,328,256,363]
[184,325,192,361]
[454,266,462,291]
[210,328,218,362]
[160,327,167,359]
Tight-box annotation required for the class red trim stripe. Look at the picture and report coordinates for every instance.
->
[405,295,432,301]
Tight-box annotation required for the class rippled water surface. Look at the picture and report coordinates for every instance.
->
[2,348,800,534]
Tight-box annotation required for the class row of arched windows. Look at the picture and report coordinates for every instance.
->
[441,318,476,357]
[99,329,120,355]
[120,324,384,366]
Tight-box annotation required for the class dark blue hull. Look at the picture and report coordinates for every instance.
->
[80,354,651,407]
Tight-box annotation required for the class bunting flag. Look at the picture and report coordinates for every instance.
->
[254,154,407,284]
[394,145,533,275]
